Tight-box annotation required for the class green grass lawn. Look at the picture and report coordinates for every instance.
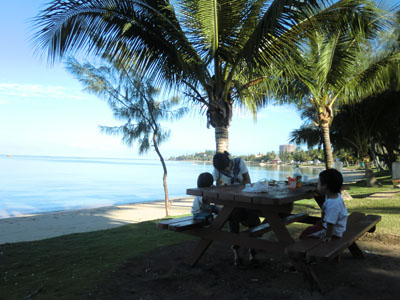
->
[1,171,399,299]
[0,220,193,299]
[293,171,400,236]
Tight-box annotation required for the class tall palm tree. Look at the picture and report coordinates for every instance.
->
[66,57,188,216]
[272,2,399,169]
[32,0,375,153]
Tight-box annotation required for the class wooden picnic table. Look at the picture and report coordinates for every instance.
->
[158,183,381,292]
[184,184,316,266]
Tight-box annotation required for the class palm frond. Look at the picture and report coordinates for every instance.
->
[289,124,321,148]
[33,0,207,90]
[345,50,400,100]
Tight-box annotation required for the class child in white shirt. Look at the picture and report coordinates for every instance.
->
[300,168,348,242]
[191,172,219,221]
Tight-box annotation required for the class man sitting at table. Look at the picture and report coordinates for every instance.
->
[212,151,261,265]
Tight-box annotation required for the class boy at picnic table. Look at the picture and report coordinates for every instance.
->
[300,168,348,242]
[191,172,220,223]
[212,151,260,265]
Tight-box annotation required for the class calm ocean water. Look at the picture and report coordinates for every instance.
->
[0,155,323,218]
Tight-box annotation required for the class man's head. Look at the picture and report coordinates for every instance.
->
[318,168,343,194]
[213,151,231,171]
[197,172,214,188]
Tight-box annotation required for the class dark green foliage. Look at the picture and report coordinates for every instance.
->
[330,90,400,170]
[289,90,400,169]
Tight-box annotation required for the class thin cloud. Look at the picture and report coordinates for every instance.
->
[0,83,86,101]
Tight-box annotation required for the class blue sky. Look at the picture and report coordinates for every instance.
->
[0,0,304,159]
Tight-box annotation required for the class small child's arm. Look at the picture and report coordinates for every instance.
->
[242,172,251,185]
[321,222,334,242]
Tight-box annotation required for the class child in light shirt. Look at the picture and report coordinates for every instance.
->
[300,168,348,241]
[191,172,219,221]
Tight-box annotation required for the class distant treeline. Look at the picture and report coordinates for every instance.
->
[169,150,216,162]
[169,148,329,164]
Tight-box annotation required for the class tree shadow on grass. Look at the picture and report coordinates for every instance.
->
[91,238,400,300]
[351,193,376,198]
[349,206,400,215]
[351,190,400,199]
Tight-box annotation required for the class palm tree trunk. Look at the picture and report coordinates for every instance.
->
[320,123,334,169]
[215,126,229,153]
[153,135,169,216]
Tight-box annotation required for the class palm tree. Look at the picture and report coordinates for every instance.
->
[332,92,400,171]
[273,2,399,169]
[32,0,376,153]
[66,57,188,216]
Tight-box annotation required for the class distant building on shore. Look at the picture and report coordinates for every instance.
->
[279,144,295,154]
[271,155,281,164]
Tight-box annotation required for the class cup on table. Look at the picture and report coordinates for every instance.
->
[288,177,296,189]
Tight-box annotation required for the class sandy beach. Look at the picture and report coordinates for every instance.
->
[0,169,365,245]
[0,197,194,245]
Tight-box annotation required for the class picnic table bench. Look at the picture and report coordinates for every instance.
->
[286,211,381,291]
[157,215,209,232]
[157,212,309,235]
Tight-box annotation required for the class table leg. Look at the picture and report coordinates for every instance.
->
[292,259,323,292]
[185,206,233,266]
[261,210,294,244]
[348,242,364,258]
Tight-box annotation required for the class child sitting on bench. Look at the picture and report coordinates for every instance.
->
[191,172,219,222]
[300,168,348,242]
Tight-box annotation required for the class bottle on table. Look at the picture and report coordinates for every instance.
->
[293,165,302,188]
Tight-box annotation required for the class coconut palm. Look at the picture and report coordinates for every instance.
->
[66,57,188,216]
[332,92,400,172]
[32,0,379,153]
[272,2,400,169]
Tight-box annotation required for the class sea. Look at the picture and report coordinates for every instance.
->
[0,155,323,218]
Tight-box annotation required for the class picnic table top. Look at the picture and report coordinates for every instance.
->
[187,184,317,206]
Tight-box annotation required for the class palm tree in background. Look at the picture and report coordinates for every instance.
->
[66,57,188,216]
[32,0,378,153]
[271,2,400,169]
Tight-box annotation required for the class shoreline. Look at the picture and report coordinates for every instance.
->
[0,196,192,220]
[0,169,365,245]
[0,196,194,245]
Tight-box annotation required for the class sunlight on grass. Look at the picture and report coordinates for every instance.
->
[293,172,400,235]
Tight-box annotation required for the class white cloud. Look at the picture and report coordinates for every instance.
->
[0,83,86,101]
